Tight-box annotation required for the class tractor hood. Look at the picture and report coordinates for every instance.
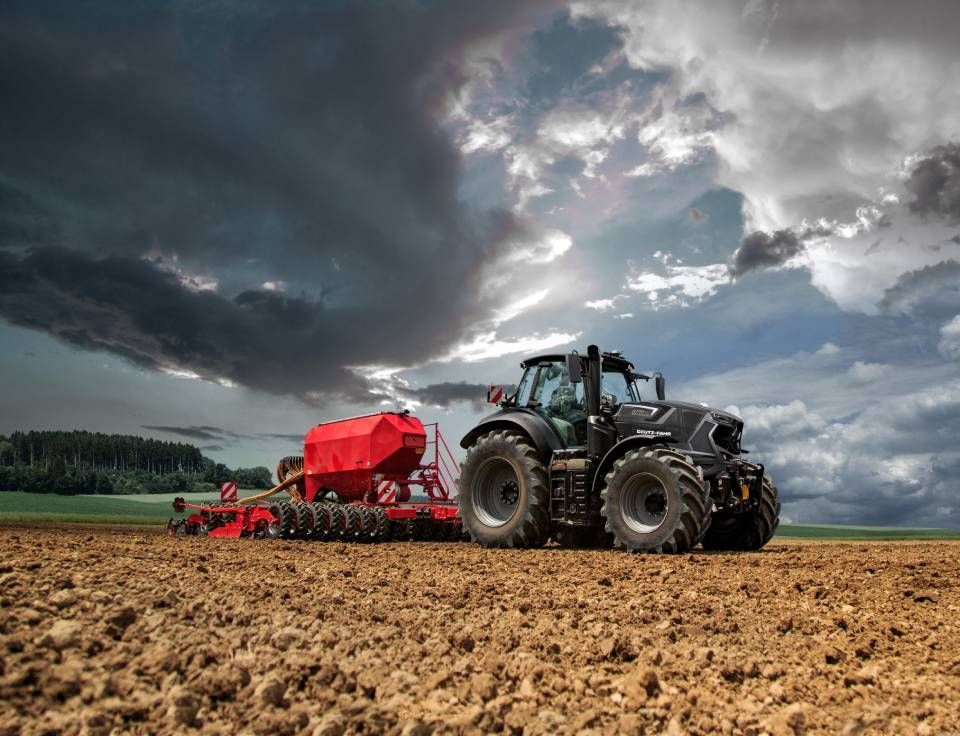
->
[617,399,741,423]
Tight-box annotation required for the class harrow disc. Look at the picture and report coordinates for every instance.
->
[390,519,413,541]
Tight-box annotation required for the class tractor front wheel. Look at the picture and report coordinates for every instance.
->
[600,448,711,554]
[458,430,550,548]
[702,473,780,551]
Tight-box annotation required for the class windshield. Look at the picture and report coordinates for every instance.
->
[517,361,640,409]
[600,370,639,404]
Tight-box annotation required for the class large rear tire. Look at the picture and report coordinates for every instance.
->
[458,430,550,548]
[702,472,780,551]
[600,448,711,554]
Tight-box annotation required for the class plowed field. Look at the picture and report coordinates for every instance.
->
[1,526,958,735]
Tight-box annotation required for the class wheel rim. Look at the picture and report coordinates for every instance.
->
[620,472,670,534]
[472,457,522,528]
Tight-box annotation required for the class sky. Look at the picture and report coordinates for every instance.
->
[1,0,959,526]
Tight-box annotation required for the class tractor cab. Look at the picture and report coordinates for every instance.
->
[500,351,659,448]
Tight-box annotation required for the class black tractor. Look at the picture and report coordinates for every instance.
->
[458,345,780,553]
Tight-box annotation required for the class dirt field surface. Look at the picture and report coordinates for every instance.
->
[1,527,958,735]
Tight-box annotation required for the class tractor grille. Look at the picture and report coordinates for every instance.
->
[712,423,742,455]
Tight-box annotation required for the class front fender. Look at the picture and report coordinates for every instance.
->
[591,435,678,496]
[460,409,564,462]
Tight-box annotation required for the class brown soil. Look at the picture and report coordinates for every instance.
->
[0,526,958,735]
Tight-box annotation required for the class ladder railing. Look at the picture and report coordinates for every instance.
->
[422,422,460,498]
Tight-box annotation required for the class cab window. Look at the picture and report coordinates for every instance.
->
[600,370,638,405]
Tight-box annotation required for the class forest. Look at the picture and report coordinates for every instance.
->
[0,430,272,494]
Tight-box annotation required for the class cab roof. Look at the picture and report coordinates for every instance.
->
[520,351,634,372]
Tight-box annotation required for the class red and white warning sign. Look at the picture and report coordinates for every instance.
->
[220,481,238,502]
[376,478,398,504]
[487,385,504,404]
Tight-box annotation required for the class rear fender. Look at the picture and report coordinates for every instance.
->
[459,409,563,462]
[591,436,680,496]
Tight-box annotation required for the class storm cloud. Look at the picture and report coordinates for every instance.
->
[0,0,553,403]
[399,381,490,409]
[907,143,960,224]
[878,260,960,319]
[728,229,805,278]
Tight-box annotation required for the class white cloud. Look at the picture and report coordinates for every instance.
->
[460,115,515,155]
[501,228,573,265]
[585,294,628,311]
[846,361,893,384]
[491,289,551,326]
[625,261,729,309]
[262,280,286,292]
[939,316,960,360]
[574,0,960,312]
[441,330,581,363]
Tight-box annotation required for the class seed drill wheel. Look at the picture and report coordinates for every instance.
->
[311,502,332,541]
[293,503,316,540]
[357,507,378,542]
[266,501,295,540]
[702,470,780,551]
[373,507,391,541]
[458,430,550,549]
[600,447,711,554]
[341,505,363,541]
[327,504,347,541]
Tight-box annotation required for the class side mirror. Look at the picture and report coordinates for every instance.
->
[566,353,582,384]
[654,373,666,400]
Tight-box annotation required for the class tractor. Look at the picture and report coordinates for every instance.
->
[458,345,780,553]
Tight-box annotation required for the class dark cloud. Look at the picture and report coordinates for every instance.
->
[728,229,805,278]
[906,143,960,223]
[400,382,490,409]
[258,433,307,443]
[688,207,708,224]
[878,260,960,319]
[199,445,225,453]
[142,425,243,442]
[0,0,554,402]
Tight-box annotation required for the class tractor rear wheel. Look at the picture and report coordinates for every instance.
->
[702,473,780,551]
[266,501,295,540]
[458,430,550,549]
[600,448,711,554]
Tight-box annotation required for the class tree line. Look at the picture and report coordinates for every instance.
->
[0,430,273,495]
